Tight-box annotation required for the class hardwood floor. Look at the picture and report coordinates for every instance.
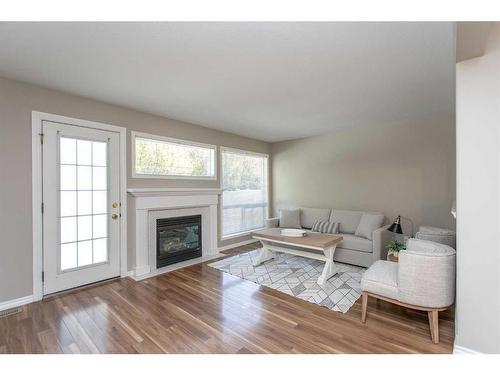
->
[0,243,454,354]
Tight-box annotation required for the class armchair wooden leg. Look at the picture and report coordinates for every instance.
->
[428,310,439,344]
[361,292,368,323]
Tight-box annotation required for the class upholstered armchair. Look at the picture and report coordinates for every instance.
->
[360,238,456,343]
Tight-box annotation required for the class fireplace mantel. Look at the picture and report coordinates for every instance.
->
[127,187,222,197]
[127,188,221,279]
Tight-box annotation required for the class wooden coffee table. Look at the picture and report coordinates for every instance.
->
[251,228,343,285]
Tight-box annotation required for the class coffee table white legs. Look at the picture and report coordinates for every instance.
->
[252,241,339,285]
[252,242,275,266]
[317,244,339,285]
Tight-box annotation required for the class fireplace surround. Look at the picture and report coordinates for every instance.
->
[127,188,221,279]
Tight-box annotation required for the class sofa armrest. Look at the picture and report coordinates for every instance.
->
[266,217,280,228]
[372,224,392,261]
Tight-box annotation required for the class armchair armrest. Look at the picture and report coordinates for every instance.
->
[266,217,280,228]
[372,224,392,261]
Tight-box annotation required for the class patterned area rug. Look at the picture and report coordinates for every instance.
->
[209,249,366,313]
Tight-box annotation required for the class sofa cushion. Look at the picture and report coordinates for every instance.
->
[300,207,331,229]
[279,209,301,229]
[355,213,385,240]
[329,209,363,234]
[311,220,339,234]
[361,260,399,300]
[338,234,373,253]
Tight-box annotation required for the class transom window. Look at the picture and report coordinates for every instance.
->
[221,147,269,238]
[132,131,216,179]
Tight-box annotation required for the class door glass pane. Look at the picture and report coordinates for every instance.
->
[60,191,77,217]
[77,166,92,190]
[58,136,110,272]
[93,214,107,238]
[92,142,107,166]
[77,140,92,165]
[77,216,92,241]
[78,240,93,266]
[61,242,77,270]
[92,167,107,190]
[93,238,107,263]
[60,165,76,190]
[60,217,77,243]
[93,191,107,214]
[60,138,76,164]
[77,191,92,216]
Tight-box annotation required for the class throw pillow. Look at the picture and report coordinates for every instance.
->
[279,209,301,229]
[355,213,385,240]
[311,220,339,234]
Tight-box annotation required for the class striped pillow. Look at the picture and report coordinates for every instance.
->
[311,220,339,234]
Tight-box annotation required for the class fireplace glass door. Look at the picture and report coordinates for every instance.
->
[156,215,202,268]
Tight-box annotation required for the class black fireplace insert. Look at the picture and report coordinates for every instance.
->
[156,215,202,268]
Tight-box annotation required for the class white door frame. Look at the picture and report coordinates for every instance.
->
[32,111,128,301]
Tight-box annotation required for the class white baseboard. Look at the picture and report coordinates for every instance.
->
[453,344,482,354]
[0,295,34,312]
[130,253,225,281]
[217,238,259,252]
[125,239,258,282]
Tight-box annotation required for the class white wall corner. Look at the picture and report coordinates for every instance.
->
[0,295,34,312]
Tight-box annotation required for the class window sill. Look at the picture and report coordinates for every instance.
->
[222,227,265,241]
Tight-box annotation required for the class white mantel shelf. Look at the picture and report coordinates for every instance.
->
[127,188,222,197]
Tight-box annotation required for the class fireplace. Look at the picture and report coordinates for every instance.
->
[156,215,202,268]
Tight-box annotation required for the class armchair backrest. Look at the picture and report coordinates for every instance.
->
[398,239,456,308]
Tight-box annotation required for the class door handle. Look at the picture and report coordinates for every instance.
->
[111,214,119,220]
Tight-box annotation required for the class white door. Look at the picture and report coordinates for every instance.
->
[42,121,121,295]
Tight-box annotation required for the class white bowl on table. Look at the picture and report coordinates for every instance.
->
[280,229,307,237]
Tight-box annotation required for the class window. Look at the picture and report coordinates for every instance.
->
[132,132,216,179]
[221,148,269,238]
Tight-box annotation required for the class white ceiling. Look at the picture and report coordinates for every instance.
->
[0,22,455,142]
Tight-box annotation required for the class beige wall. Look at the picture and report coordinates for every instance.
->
[456,23,500,354]
[271,115,456,233]
[0,77,270,303]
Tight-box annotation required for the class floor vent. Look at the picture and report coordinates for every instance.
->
[0,307,22,319]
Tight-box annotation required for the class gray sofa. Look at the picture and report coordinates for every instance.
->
[266,207,392,267]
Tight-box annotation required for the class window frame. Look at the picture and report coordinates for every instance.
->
[131,131,217,180]
[220,146,270,240]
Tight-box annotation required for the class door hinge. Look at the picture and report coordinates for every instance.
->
[41,202,44,214]
[39,133,44,144]
[41,271,44,282]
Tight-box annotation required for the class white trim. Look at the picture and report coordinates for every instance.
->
[220,146,270,159]
[32,113,44,302]
[453,344,483,354]
[31,111,128,301]
[217,238,259,252]
[127,187,222,197]
[131,130,217,180]
[0,295,34,312]
[130,253,224,281]
[222,228,265,240]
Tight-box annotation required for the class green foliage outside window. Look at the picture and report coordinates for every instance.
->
[135,137,213,177]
